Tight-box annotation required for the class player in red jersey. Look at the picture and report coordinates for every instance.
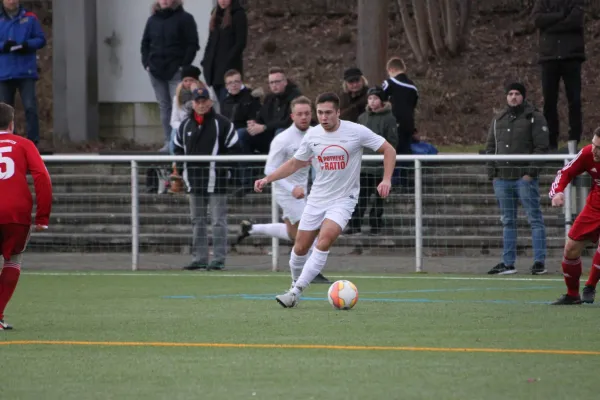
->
[0,103,52,329]
[548,128,600,305]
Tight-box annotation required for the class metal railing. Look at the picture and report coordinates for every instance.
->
[40,153,579,272]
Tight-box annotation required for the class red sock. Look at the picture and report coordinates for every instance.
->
[0,262,21,320]
[585,248,600,288]
[561,257,582,298]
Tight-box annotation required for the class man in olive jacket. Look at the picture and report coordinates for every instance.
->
[485,82,549,276]
[346,86,398,235]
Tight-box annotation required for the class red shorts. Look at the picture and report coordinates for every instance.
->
[0,224,31,261]
[568,204,600,243]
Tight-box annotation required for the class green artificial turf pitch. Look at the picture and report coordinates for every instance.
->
[1,271,598,400]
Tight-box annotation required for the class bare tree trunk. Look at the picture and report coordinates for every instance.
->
[426,0,445,56]
[458,0,472,50]
[444,0,458,55]
[412,0,430,59]
[439,0,448,36]
[357,0,389,85]
[396,0,424,63]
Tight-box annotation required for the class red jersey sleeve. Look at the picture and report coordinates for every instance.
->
[549,146,590,198]
[24,140,52,226]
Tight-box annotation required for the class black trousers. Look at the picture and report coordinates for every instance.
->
[541,60,582,150]
[396,130,414,190]
[348,173,384,231]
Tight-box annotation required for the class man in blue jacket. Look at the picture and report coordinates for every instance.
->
[0,0,46,146]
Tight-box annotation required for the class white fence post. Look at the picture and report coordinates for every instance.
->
[414,159,423,272]
[271,185,280,272]
[563,158,572,241]
[131,160,139,271]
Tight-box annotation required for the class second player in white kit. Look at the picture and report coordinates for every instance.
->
[255,92,397,308]
[237,96,331,284]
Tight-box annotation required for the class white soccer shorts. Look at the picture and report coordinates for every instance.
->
[298,197,357,231]
[277,195,306,225]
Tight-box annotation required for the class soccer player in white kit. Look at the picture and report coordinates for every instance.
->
[237,96,330,283]
[254,93,397,308]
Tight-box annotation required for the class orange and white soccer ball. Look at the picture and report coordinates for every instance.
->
[327,280,358,310]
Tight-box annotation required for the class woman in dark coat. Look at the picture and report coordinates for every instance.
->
[201,0,248,100]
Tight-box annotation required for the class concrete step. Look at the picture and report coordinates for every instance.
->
[44,192,563,211]
[41,212,568,228]
[26,232,569,253]
[44,197,566,216]
[36,222,566,238]
[37,181,566,196]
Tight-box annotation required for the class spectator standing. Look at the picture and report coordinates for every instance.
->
[485,82,549,276]
[533,0,585,152]
[346,86,398,235]
[173,88,239,271]
[141,0,199,152]
[339,67,368,123]
[201,0,248,101]
[383,57,418,191]
[0,0,46,146]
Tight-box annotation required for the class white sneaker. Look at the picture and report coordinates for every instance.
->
[276,290,299,308]
[289,280,297,290]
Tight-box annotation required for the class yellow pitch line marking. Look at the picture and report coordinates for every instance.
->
[0,340,598,355]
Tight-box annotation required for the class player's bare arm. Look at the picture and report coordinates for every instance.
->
[254,157,310,193]
[376,141,396,198]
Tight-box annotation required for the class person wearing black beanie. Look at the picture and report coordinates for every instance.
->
[181,65,201,81]
[484,81,549,276]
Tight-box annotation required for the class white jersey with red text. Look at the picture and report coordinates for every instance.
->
[293,120,385,207]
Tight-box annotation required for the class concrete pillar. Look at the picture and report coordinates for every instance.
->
[52,0,98,143]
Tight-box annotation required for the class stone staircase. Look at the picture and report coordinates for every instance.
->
[27,160,579,254]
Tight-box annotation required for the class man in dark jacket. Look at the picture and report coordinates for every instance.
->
[141,0,199,152]
[248,67,302,154]
[485,82,549,276]
[0,0,46,146]
[220,68,261,193]
[383,57,418,192]
[533,0,585,151]
[173,88,239,271]
[220,69,261,134]
[339,67,368,123]
[201,0,248,101]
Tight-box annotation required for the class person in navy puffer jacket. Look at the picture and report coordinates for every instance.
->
[0,0,46,146]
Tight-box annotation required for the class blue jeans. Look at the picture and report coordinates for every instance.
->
[169,128,177,155]
[0,79,39,144]
[493,178,546,266]
[149,70,180,145]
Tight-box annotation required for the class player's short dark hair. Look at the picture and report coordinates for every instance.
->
[0,102,14,130]
[315,92,340,110]
[594,127,600,138]
[291,96,312,111]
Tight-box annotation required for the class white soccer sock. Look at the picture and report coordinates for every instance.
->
[292,248,329,295]
[249,223,291,241]
[289,249,308,281]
